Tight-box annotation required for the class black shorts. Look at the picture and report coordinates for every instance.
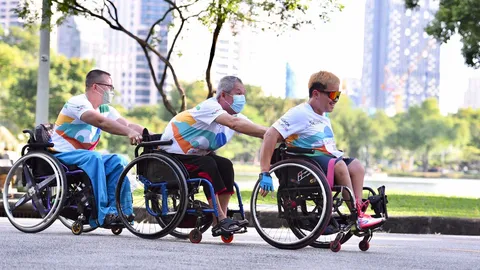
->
[172,153,234,199]
[309,155,355,177]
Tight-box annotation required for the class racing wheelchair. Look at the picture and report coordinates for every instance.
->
[250,144,388,251]
[2,125,125,235]
[113,129,247,244]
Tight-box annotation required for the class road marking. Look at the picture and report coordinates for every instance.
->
[442,248,480,254]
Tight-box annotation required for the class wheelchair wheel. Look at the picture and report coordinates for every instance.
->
[251,159,332,250]
[168,218,212,240]
[296,216,353,249]
[307,186,378,248]
[58,216,97,233]
[115,153,188,239]
[2,152,67,233]
[167,199,213,240]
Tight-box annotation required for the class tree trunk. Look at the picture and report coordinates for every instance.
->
[206,2,225,98]
[422,147,430,172]
[365,145,370,169]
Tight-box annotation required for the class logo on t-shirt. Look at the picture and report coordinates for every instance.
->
[211,108,221,115]
[75,105,86,111]
[279,117,290,130]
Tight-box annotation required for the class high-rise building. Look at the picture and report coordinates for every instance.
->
[167,21,243,94]
[285,62,297,98]
[57,17,104,61]
[0,0,22,29]
[462,78,480,109]
[88,0,172,108]
[361,0,440,115]
[57,17,81,58]
[342,78,363,107]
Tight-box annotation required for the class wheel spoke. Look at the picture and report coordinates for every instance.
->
[37,175,56,190]
[13,193,32,210]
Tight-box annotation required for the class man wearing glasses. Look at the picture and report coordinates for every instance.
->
[50,69,144,227]
[257,70,385,231]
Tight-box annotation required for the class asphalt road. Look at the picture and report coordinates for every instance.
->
[1,217,479,270]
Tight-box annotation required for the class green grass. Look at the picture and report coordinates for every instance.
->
[133,189,480,219]
[380,193,480,218]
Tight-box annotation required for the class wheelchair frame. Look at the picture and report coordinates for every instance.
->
[2,127,124,235]
[114,130,247,244]
[250,143,388,252]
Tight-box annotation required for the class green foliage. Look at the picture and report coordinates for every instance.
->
[0,25,94,134]
[405,0,480,68]
[1,15,480,173]
[198,0,344,32]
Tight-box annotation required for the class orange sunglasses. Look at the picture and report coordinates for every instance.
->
[322,90,341,102]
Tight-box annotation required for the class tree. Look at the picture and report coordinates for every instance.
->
[405,0,480,68]
[17,0,343,115]
[391,98,461,171]
[452,108,480,170]
[369,110,397,166]
[330,97,375,161]
[0,26,40,55]
[0,27,94,133]
[197,0,344,97]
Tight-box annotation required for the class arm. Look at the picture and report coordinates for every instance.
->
[260,127,283,173]
[80,111,138,137]
[116,117,145,134]
[215,113,267,138]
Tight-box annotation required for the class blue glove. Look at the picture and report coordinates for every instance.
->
[259,172,274,192]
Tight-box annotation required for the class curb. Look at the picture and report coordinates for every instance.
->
[1,200,479,236]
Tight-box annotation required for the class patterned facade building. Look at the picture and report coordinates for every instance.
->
[361,0,440,115]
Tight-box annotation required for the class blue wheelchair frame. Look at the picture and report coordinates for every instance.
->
[120,131,247,243]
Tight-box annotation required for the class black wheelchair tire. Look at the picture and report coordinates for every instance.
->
[251,159,333,250]
[115,153,189,239]
[3,151,67,233]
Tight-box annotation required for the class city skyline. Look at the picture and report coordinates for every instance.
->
[1,0,480,114]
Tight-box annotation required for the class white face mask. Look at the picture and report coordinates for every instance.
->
[95,85,114,104]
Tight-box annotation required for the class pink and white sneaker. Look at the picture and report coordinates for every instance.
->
[357,200,385,231]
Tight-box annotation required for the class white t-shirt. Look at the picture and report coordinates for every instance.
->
[272,103,343,157]
[51,94,120,152]
[160,97,249,155]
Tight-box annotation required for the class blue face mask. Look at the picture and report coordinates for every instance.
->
[225,94,246,113]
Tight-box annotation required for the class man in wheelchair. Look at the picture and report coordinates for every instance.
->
[159,76,267,236]
[257,70,385,232]
[50,69,145,227]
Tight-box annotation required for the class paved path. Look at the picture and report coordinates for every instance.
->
[1,217,479,270]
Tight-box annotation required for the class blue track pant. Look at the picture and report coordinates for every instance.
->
[55,150,133,227]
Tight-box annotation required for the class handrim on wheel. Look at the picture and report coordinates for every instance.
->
[115,153,189,239]
[250,159,332,250]
[3,152,67,233]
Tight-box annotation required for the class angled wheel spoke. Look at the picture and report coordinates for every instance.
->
[23,165,35,187]
[31,190,47,218]
[36,175,56,190]
[13,193,32,210]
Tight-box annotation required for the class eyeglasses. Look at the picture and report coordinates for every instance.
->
[95,82,115,91]
[321,91,341,102]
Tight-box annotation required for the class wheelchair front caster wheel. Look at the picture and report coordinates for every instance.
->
[359,240,370,251]
[189,229,202,243]
[72,221,83,235]
[112,228,122,235]
[221,234,234,243]
[330,241,341,252]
